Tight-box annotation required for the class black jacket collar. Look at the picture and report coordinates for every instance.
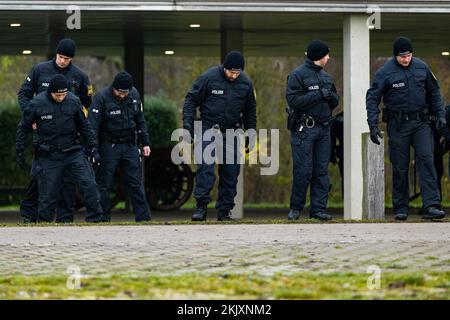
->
[393,56,412,69]
[305,58,323,71]
[52,57,72,72]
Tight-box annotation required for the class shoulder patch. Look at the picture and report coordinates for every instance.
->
[82,106,89,118]
[87,84,94,96]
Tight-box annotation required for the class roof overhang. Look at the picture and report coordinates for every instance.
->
[1,2,450,57]
[2,1,450,14]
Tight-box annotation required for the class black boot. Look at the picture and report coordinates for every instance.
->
[310,212,332,221]
[394,213,408,221]
[22,217,36,224]
[422,206,445,220]
[86,213,108,223]
[287,209,301,220]
[217,210,233,221]
[192,204,207,221]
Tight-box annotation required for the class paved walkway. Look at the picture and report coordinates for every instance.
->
[0,223,448,277]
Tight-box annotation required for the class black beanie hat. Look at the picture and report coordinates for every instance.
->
[56,38,76,58]
[112,71,133,92]
[48,74,69,94]
[307,40,330,61]
[393,37,413,56]
[223,51,245,71]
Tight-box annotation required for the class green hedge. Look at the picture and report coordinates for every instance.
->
[0,103,30,185]
[0,102,30,204]
[143,93,179,148]
[0,93,179,205]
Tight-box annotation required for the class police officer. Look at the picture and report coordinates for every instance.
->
[366,36,447,220]
[16,74,103,223]
[88,71,151,222]
[18,38,93,223]
[183,51,257,221]
[286,40,339,221]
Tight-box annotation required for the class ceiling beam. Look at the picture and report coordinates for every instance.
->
[2,1,450,13]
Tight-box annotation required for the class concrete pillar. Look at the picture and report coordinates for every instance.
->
[220,13,243,60]
[124,15,145,212]
[232,165,244,219]
[362,133,385,219]
[46,12,65,60]
[221,13,244,219]
[124,15,145,104]
[343,14,370,220]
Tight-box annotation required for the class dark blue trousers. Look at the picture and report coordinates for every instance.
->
[35,150,103,222]
[20,164,77,222]
[290,125,331,214]
[387,119,441,213]
[96,143,150,222]
[193,128,241,212]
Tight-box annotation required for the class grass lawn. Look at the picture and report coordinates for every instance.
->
[0,271,448,299]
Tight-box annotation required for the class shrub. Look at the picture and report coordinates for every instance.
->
[143,92,179,149]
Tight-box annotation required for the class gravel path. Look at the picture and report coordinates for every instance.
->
[0,223,448,276]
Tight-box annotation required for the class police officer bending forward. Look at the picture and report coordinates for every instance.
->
[16,74,104,223]
[183,51,257,221]
[88,71,151,222]
[366,37,446,220]
[286,40,339,221]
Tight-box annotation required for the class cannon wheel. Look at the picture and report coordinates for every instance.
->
[145,150,194,211]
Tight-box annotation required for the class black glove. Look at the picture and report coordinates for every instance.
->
[436,117,450,141]
[183,124,194,144]
[369,126,383,145]
[16,150,28,171]
[244,136,250,154]
[245,130,257,154]
[88,147,101,165]
[321,88,331,100]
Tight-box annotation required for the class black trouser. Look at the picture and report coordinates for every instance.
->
[20,163,77,223]
[193,124,241,212]
[96,142,150,222]
[35,150,103,222]
[387,119,441,214]
[290,124,331,214]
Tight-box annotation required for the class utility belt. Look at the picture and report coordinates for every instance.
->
[34,143,82,157]
[295,113,332,131]
[383,110,431,122]
[203,120,241,133]
[103,136,135,144]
